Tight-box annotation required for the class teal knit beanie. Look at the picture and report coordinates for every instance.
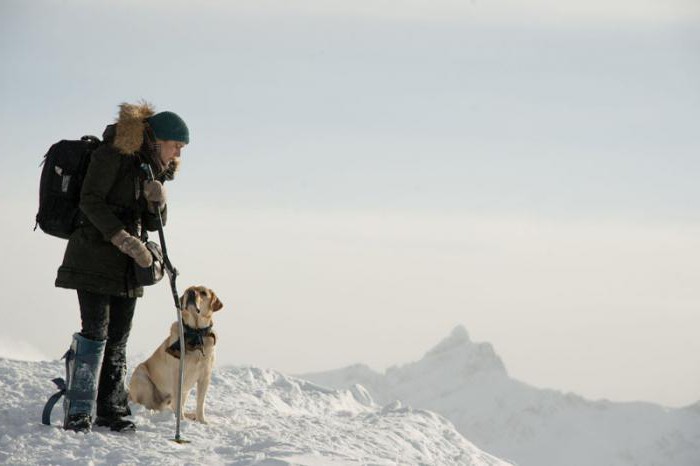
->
[147,111,190,144]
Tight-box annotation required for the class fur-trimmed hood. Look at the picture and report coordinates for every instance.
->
[113,101,155,155]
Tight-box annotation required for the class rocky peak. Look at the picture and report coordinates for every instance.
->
[423,325,507,375]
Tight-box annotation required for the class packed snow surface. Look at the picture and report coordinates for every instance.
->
[303,325,700,466]
[0,356,511,466]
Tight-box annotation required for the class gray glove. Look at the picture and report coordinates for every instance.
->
[110,230,153,267]
[143,180,167,212]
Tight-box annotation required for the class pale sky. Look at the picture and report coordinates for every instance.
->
[1,0,699,407]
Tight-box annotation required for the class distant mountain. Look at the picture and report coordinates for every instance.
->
[0,356,511,465]
[302,325,700,466]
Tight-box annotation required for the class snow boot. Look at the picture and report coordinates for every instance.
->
[94,338,136,432]
[94,416,136,432]
[63,333,106,432]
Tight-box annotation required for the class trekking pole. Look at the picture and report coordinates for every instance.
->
[143,164,189,444]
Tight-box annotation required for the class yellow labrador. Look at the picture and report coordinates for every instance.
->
[129,285,223,423]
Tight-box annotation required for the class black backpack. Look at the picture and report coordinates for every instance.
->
[35,135,101,239]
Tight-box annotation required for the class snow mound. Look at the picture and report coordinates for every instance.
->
[0,357,511,466]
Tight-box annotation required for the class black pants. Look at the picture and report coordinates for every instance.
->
[77,290,136,418]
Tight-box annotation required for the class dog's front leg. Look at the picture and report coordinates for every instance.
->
[195,368,211,423]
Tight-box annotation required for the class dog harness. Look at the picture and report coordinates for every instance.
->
[166,324,216,359]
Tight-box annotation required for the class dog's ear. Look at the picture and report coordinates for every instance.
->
[179,293,186,309]
[210,291,223,312]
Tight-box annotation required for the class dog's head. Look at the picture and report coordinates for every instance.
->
[180,286,223,326]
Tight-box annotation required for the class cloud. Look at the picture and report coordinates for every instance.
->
[179,0,698,24]
[21,0,694,25]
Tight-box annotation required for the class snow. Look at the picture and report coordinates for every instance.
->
[302,325,700,466]
[0,357,511,466]
[4,326,696,465]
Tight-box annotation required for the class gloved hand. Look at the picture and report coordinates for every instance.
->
[143,180,167,212]
[110,230,153,267]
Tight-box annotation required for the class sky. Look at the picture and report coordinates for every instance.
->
[1,0,699,407]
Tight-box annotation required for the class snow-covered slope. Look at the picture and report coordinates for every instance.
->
[303,326,700,466]
[0,357,511,466]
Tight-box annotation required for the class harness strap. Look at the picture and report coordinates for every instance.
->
[165,324,215,359]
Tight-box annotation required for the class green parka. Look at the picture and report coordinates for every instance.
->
[55,103,168,298]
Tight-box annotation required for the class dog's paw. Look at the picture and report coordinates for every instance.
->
[184,411,209,423]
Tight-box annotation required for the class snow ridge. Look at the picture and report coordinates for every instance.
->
[0,357,511,466]
[303,325,700,466]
